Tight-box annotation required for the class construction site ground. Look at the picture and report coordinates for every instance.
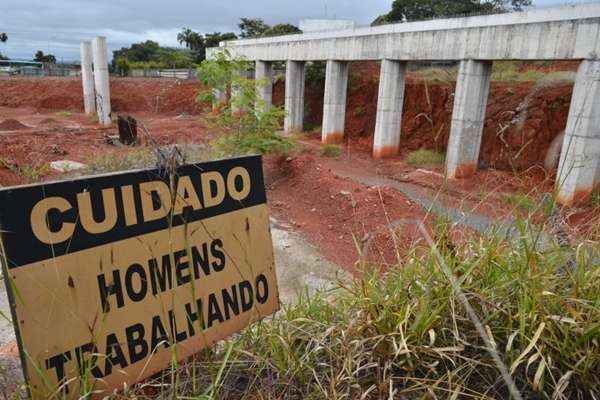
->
[0,71,598,394]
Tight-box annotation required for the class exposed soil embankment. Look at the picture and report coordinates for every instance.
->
[1,66,575,171]
[0,77,203,115]
[274,62,574,171]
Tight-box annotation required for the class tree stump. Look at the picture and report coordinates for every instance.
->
[117,115,138,145]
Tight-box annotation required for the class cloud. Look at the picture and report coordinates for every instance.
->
[0,0,583,61]
[0,0,390,60]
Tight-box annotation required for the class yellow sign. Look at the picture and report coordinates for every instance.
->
[0,156,279,398]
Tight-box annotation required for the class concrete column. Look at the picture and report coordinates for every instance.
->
[92,36,111,126]
[322,60,349,144]
[556,60,600,205]
[284,60,305,133]
[212,88,227,112]
[373,60,407,158]
[255,60,273,112]
[446,59,492,178]
[80,41,96,115]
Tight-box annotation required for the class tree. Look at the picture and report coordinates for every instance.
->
[177,27,205,62]
[239,18,270,39]
[177,28,204,51]
[372,0,532,25]
[34,50,56,64]
[238,18,302,39]
[0,32,7,60]
[111,40,196,73]
[204,32,238,49]
[263,24,302,37]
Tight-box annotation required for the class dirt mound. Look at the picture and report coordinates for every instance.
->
[0,119,29,130]
[39,118,59,125]
[264,154,426,269]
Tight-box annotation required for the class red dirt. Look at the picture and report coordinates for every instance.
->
[0,118,29,130]
[0,106,212,186]
[0,77,204,115]
[264,154,429,271]
[0,70,596,269]
[273,61,574,172]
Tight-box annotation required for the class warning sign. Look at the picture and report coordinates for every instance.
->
[0,155,279,398]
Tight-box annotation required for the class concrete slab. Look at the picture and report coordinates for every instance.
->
[271,218,350,304]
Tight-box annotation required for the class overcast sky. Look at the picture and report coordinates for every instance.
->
[0,0,585,61]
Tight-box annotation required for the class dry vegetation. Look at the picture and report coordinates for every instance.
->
[101,219,599,400]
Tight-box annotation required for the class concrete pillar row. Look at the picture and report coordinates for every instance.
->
[322,60,349,144]
[284,60,306,133]
[556,59,600,205]
[446,59,492,179]
[255,60,273,113]
[80,41,96,115]
[373,59,407,158]
[92,36,111,126]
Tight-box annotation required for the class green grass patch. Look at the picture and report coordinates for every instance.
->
[321,144,342,158]
[55,111,72,118]
[212,131,294,158]
[406,149,445,166]
[413,62,575,84]
[414,66,458,84]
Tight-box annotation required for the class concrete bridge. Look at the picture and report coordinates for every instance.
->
[208,4,600,206]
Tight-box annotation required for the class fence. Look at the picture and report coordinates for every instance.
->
[129,68,197,80]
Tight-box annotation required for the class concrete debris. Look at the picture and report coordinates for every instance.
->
[50,160,87,172]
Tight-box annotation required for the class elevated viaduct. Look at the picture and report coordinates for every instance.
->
[208,4,600,206]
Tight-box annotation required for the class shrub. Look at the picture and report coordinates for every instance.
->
[212,130,293,157]
[197,50,292,157]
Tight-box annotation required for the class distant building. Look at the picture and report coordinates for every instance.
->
[299,19,357,33]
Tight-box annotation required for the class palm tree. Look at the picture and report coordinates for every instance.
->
[177,28,203,51]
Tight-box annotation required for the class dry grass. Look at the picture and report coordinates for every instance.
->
[96,219,599,400]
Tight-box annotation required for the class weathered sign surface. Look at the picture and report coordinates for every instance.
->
[0,155,279,398]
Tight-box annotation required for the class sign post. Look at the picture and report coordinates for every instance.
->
[0,155,279,398]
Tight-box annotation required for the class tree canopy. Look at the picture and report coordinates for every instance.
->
[238,18,301,39]
[239,18,270,38]
[372,0,532,25]
[34,50,56,64]
[175,29,238,63]
[111,40,195,73]
[0,32,7,60]
[177,28,204,52]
